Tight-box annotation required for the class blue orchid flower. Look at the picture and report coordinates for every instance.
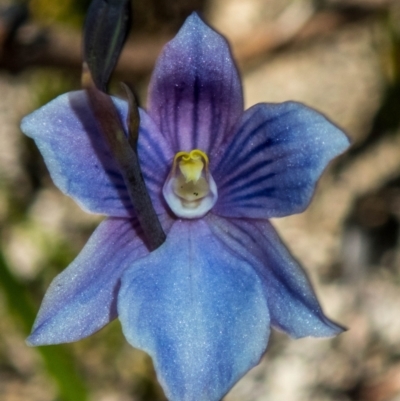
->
[21,13,349,401]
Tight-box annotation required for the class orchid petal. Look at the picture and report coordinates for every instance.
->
[147,13,243,155]
[137,108,174,212]
[207,214,344,338]
[27,217,148,345]
[118,220,269,401]
[21,91,172,216]
[213,102,350,218]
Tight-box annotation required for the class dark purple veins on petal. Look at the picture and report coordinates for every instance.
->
[214,102,350,219]
[148,13,243,156]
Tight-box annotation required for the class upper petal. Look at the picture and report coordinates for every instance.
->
[147,13,243,155]
[27,217,148,345]
[213,102,350,218]
[207,214,344,338]
[21,91,172,217]
[118,219,269,401]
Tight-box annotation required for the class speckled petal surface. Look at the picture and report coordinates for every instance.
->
[213,102,350,219]
[207,214,344,338]
[27,217,149,345]
[147,13,243,156]
[118,219,270,401]
[21,91,172,216]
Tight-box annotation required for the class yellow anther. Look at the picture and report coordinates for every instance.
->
[173,149,209,183]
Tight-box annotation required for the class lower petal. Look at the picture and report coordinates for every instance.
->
[27,217,149,345]
[118,220,269,401]
[207,214,344,338]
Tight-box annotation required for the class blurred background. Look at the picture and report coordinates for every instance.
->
[1,0,400,400]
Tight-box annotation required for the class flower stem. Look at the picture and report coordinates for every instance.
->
[83,66,166,250]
